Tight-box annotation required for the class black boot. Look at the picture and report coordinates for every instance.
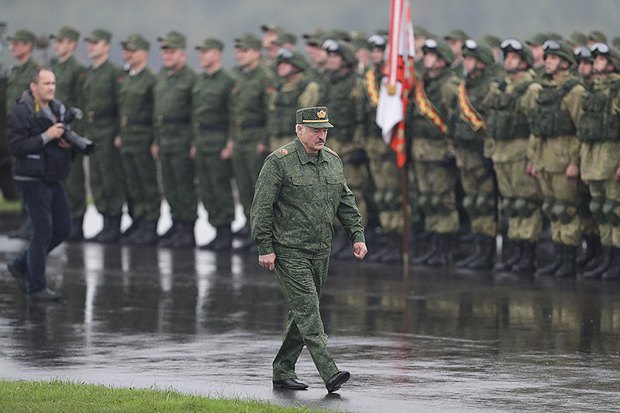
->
[554,244,577,278]
[511,241,537,273]
[455,234,482,268]
[411,232,438,265]
[159,222,177,240]
[66,216,84,242]
[96,215,122,243]
[535,242,563,276]
[88,216,109,242]
[129,220,159,246]
[577,236,601,269]
[200,225,233,251]
[583,246,612,279]
[494,239,523,271]
[467,235,496,270]
[379,233,404,263]
[166,221,195,248]
[232,223,250,238]
[602,246,620,280]
[122,218,141,240]
[427,233,452,266]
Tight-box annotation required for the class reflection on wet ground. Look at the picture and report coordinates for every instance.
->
[1,237,620,412]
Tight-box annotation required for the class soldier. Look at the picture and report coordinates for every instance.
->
[250,106,367,393]
[192,38,235,251]
[529,40,586,278]
[575,45,594,88]
[153,31,197,248]
[229,34,276,250]
[526,33,548,78]
[484,34,502,63]
[260,24,281,69]
[407,39,461,266]
[274,31,297,51]
[487,39,543,273]
[321,39,369,258]
[50,26,86,241]
[578,43,620,279]
[268,48,320,152]
[452,40,502,270]
[587,31,608,47]
[302,30,328,89]
[116,34,159,245]
[81,29,126,243]
[350,31,370,75]
[444,29,469,76]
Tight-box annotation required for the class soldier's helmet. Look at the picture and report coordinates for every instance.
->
[322,39,357,66]
[500,38,535,68]
[275,48,309,71]
[543,39,576,66]
[461,39,495,65]
[422,38,454,64]
[574,45,593,64]
[590,42,620,72]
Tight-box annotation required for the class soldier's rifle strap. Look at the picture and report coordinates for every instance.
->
[458,81,486,131]
[414,79,448,135]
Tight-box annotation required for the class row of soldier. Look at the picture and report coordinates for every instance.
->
[3,24,620,280]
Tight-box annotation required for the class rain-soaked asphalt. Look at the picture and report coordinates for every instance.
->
[1,208,620,413]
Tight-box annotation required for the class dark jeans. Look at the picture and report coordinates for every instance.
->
[12,180,71,293]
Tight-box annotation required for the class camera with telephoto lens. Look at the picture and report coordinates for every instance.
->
[62,107,95,155]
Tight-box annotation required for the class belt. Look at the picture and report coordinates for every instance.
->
[236,120,265,129]
[86,108,116,123]
[155,115,191,127]
[194,122,227,132]
[120,115,152,127]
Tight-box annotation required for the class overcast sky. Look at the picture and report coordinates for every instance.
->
[2,0,619,70]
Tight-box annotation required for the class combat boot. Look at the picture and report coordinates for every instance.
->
[159,222,177,241]
[455,234,482,268]
[379,233,404,263]
[411,232,438,265]
[583,246,612,279]
[95,215,122,243]
[121,218,141,241]
[232,223,250,238]
[535,242,563,277]
[577,236,601,269]
[511,242,537,273]
[168,221,195,248]
[129,220,159,246]
[200,225,233,251]
[554,244,577,278]
[494,239,523,271]
[66,216,84,242]
[88,216,109,242]
[426,233,452,266]
[467,234,496,270]
[602,246,620,280]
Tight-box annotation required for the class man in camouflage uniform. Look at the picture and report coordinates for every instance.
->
[153,31,197,248]
[50,26,86,241]
[526,34,548,78]
[192,38,235,251]
[268,48,320,152]
[407,39,460,266]
[530,40,586,278]
[487,39,543,273]
[452,40,502,269]
[303,30,329,87]
[250,106,367,393]
[578,43,620,279]
[230,34,276,251]
[575,45,594,88]
[117,34,159,245]
[81,29,126,243]
[444,29,469,76]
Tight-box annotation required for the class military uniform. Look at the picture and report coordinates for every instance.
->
[250,107,364,391]
[118,34,160,245]
[81,29,126,242]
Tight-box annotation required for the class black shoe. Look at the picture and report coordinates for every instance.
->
[602,247,620,280]
[583,246,612,279]
[511,242,537,273]
[7,263,28,293]
[66,217,84,242]
[467,235,496,270]
[535,242,562,277]
[494,239,523,272]
[200,226,232,251]
[325,371,350,393]
[554,245,577,278]
[232,224,250,238]
[411,232,438,265]
[29,288,61,302]
[272,378,308,390]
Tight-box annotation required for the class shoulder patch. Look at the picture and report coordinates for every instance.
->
[323,147,338,156]
[274,146,294,158]
[279,148,288,155]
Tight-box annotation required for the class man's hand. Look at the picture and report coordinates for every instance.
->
[353,242,368,260]
[114,135,122,148]
[256,143,268,154]
[46,123,65,139]
[566,163,579,179]
[189,145,196,160]
[150,143,159,160]
[258,253,276,271]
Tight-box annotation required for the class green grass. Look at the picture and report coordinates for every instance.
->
[0,198,22,212]
[0,380,333,413]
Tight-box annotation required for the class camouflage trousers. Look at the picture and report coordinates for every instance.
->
[89,136,125,217]
[495,160,543,241]
[159,151,197,222]
[367,138,402,233]
[413,160,458,234]
[272,251,339,383]
[538,170,582,246]
[195,150,235,227]
[121,149,161,222]
[459,164,498,238]
[587,180,620,248]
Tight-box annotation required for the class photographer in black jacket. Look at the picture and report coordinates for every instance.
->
[6,67,72,302]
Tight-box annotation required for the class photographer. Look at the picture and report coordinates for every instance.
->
[6,67,72,302]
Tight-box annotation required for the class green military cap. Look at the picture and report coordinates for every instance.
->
[84,28,112,43]
[234,33,261,50]
[526,33,548,46]
[327,29,351,43]
[588,30,607,44]
[195,37,224,51]
[350,31,369,51]
[121,34,150,51]
[483,34,501,48]
[50,26,80,41]
[462,39,494,65]
[275,31,297,46]
[546,32,563,41]
[444,29,469,42]
[304,32,327,47]
[261,23,281,33]
[275,48,308,71]
[157,31,186,49]
[414,25,431,39]
[8,29,36,44]
[296,106,334,128]
[569,31,587,46]
[422,38,454,64]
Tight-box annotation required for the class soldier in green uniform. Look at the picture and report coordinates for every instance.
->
[153,31,197,248]
[50,26,86,241]
[117,34,159,245]
[268,48,320,152]
[579,43,620,279]
[452,40,502,269]
[250,106,367,393]
[526,33,548,78]
[575,45,594,88]
[229,34,276,250]
[487,39,543,273]
[407,39,461,266]
[530,40,586,278]
[192,38,235,251]
[81,29,126,243]
[302,30,328,94]
[444,29,469,76]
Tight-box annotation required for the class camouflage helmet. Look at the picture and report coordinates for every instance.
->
[323,38,357,66]
[543,39,576,66]
[500,38,535,68]
[574,45,593,63]
[590,42,620,71]
[422,38,454,64]
[275,47,309,71]
[462,39,495,66]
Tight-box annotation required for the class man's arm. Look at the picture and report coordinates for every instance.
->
[7,106,62,157]
[250,156,283,256]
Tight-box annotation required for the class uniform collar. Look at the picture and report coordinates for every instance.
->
[294,138,325,164]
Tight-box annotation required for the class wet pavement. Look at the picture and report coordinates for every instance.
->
[1,211,620,412]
